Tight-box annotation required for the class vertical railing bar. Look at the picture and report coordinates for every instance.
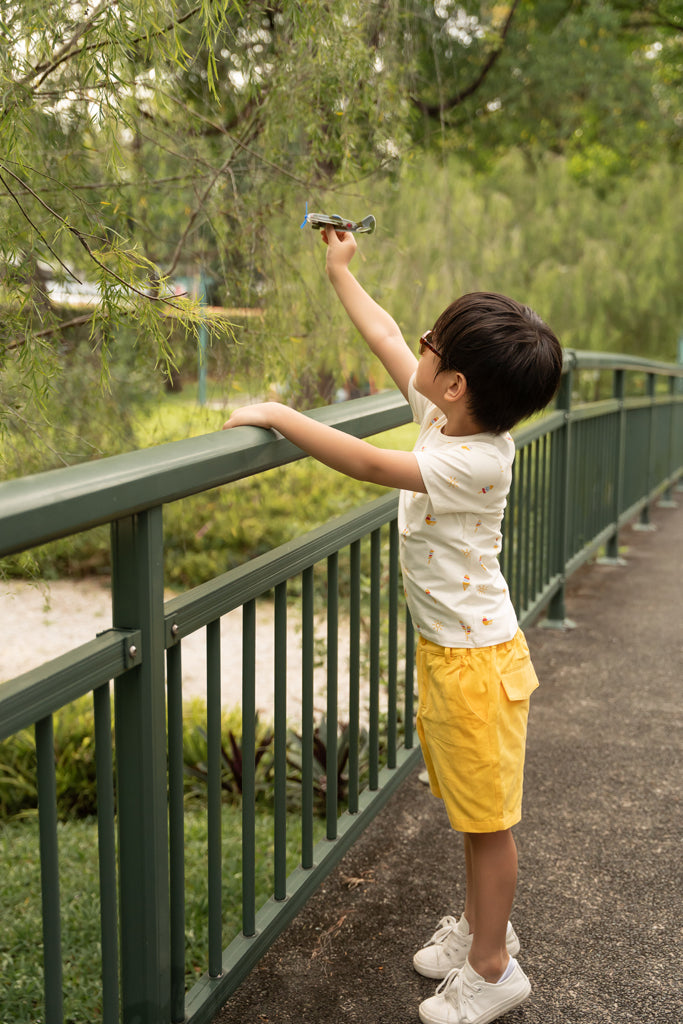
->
[532,438,541,606]
[597,414,604,529]
[636,374,656,525]
[541,432,549,591]
[662,376,677,500]
[609,407,617,518]
[601,414,610,529]
[523,444,532,611]
[504,463,515,600]
[369,529,381,791]
[241,600,257,937]
[546,364,573,624]
[536,434,544,591]
[519,444,527,611]
[301,568,315,866]
[325,554,339,841]
[575,403,583,554]
[591,418,598,536]
[595,417,602,534]
[348,542,361,814]
[387,520,399,769]
[35,714,63,1024]
[166,644,186,1021]
[273,583,288,900]
[206,619,223,978]
[514,448,524,614]
[569,417,578,553]
[592,418,600,535]
[404,609,415,750]
[590,417,597,535]
[93,684,120,1024]
[581,415,588,544]
[647,372,657,513]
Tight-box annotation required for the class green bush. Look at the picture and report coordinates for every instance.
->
[0,699,101,820]
[0,729,37,819]
[0,695,375,821]
[181,699,277,805]
[162,457,387,587]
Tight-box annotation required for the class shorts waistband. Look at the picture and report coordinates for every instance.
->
[417,629,522,662]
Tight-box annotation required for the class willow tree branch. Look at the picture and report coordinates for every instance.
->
[410,0,521,118]
[161,89,314,188]
[0,162,187,309]
[164,153,238,278]
[19,1,117,86]
[5,314,95,351]
[0,171,82,282]
[20,3,202,91]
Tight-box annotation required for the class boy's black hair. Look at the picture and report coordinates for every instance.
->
[431,291,563,434]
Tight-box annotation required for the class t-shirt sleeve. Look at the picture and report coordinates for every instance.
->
[414,444,508,516]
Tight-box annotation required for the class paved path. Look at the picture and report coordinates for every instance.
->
[213,496,683,1024]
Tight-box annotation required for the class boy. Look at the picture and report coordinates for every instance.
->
[223,227,563,1024]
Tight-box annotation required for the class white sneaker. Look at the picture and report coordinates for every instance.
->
[418,957,531,1024]
[413,916,520,980]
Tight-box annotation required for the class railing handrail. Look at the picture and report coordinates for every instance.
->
[2,349,681,560]
[564,349,683,375]
[0,391,411,558]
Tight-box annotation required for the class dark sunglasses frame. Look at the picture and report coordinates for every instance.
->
[419,330,440,358]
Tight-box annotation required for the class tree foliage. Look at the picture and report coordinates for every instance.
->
[1,1,681,466]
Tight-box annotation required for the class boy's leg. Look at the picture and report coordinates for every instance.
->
[413,829,521,981]
[419,829,529,1024]
[465,828,518,982]
[462,833,475,931]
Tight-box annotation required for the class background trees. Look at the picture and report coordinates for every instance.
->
[1,1,682,470]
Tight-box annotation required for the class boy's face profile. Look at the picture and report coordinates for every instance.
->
[414,328,473,427]
[414,330,446,406]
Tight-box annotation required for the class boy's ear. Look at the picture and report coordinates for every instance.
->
[442,371,468,403]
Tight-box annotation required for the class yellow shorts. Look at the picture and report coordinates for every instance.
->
[416,628,539,834]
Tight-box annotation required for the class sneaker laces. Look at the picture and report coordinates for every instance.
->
[423,916,461,949]
[436,966,482,1012]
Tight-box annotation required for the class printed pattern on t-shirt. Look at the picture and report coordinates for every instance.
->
[397,375,518,648]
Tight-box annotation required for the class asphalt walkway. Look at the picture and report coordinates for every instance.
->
[214,496,683,1024]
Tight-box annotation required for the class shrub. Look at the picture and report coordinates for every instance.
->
[0,696,377,821]
[0,699,101,820]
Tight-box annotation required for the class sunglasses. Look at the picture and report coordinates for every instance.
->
[419,330,440,358]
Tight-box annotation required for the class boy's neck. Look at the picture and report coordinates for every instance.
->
[441,404,486,438]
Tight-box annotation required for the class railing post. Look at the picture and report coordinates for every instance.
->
[541,357,577,630]
[657,376,679,508]
[633,372,658,531]
[599,368,628,565]
[111,508,171,1024]
[36,714,63,1024]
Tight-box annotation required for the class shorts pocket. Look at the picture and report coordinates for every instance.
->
[500,662,539,702]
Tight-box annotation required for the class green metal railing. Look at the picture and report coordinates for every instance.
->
[0,349,681,1024]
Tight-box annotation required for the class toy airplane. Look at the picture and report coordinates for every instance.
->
[300,205,376,234]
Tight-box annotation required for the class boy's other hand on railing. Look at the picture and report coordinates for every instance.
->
[223,403,282,432]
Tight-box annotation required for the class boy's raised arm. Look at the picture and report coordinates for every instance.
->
[323,228,417,401]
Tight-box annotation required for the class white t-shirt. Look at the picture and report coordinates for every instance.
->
[398,375,518,648]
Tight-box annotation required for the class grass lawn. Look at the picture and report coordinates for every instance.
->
[134,379,418,450]
[0,808,326,1023]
